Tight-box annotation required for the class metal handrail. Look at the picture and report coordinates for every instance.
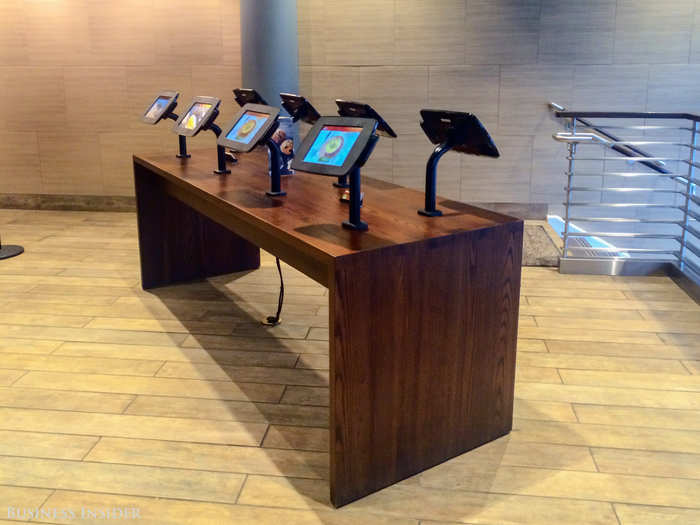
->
[549,102,699,284]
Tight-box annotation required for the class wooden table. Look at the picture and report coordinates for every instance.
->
[133,147,524,507]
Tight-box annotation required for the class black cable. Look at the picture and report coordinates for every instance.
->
[262,256,284,326]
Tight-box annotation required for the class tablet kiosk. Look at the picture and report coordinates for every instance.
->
[334,100,397,189]
[336,100,397,138]
[142,91,178,124]
[172,96,230,174]
[280,93,321,125]
[293,116,379,231]
[217,103,285,196]
[418,109,499,217]
[141,91,190,158]
[233,88,268,107]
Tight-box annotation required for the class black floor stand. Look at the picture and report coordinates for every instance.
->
[266,139,287,197]
[0,236,23,260]
[418,142,449,217]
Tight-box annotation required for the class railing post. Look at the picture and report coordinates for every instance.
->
[562,118,576,259]
[679,121,698,272]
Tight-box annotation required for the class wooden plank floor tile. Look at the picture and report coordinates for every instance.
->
[156,363,329,387]
[281,386,329,406]
[518,326,664,344]
[527,295,700,312]
[125,396,328,427]
[86,437,329,479]
[418,463,700,508]
[516,382,700,410]
[0,353,164,376]
[0,324,188,346]
[0,430,98,460]
[0,369,25,386]
[0,386,133,413]
[262,425,329,452]
[513,399,578,422]
[560,369,700,392]
[0,456,246,504]
[13,371,284,402]
[181,334,328,354]
[0,485,53,514]
[516,352,688,373]
[37,490,418,525]
[512,418,700,454]
[0,407,267,446]
[544,340,700,360]
[0,338,61,355]
[614,504,700,525]
[591,448,700,480]
[346,483,619,525]
[574,404,700,431]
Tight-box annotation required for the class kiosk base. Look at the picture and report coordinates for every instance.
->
[418,208,443,217]
[0,245,24,260]
[342,220,368,231]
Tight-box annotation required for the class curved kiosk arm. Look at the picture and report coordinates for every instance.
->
[418,109,500,217]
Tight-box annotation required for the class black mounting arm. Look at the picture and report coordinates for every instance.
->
[342,134,379,231]
[201,111,230,175]
[164,106,191,159]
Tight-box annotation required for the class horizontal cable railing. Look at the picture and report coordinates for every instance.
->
[548,102,700,285]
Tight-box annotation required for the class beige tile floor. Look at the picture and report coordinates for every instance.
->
[0,209,699,525]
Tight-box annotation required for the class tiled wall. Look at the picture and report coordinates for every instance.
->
[0,0,241,196]
[297,0,700,207]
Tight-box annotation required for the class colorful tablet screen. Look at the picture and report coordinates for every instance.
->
[226,110,270,144]
[145,96,171,119]
[181,102,213,131]
[303,125,362,167]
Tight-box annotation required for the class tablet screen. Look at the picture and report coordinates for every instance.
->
[226,110,270,144]
[303,125,362,167]
[181,102,213,131]
[145,95,171,119]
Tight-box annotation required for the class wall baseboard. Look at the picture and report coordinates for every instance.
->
[0,194,135,212]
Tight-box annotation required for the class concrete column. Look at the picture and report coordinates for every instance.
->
[240,0,299,110]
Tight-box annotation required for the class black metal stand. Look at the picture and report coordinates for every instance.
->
[206,122,231,175]
[165,113,191,158]
[418,142,450,217]
[341,166,367,231]
[0,235,23,260]
[214,144,230,175]
[177,134,190,159]
[265,138,287,197]
[333,175,350,189]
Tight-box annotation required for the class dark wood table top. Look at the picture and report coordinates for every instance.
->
[134,147,520,260]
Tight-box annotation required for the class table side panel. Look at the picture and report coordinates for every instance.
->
[134,161,261,289]
[329,220,523,506]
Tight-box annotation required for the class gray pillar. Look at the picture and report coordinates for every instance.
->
[240,0,299,111]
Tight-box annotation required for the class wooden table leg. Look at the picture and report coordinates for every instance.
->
[134,161,260,289]
[329,222,523,507]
